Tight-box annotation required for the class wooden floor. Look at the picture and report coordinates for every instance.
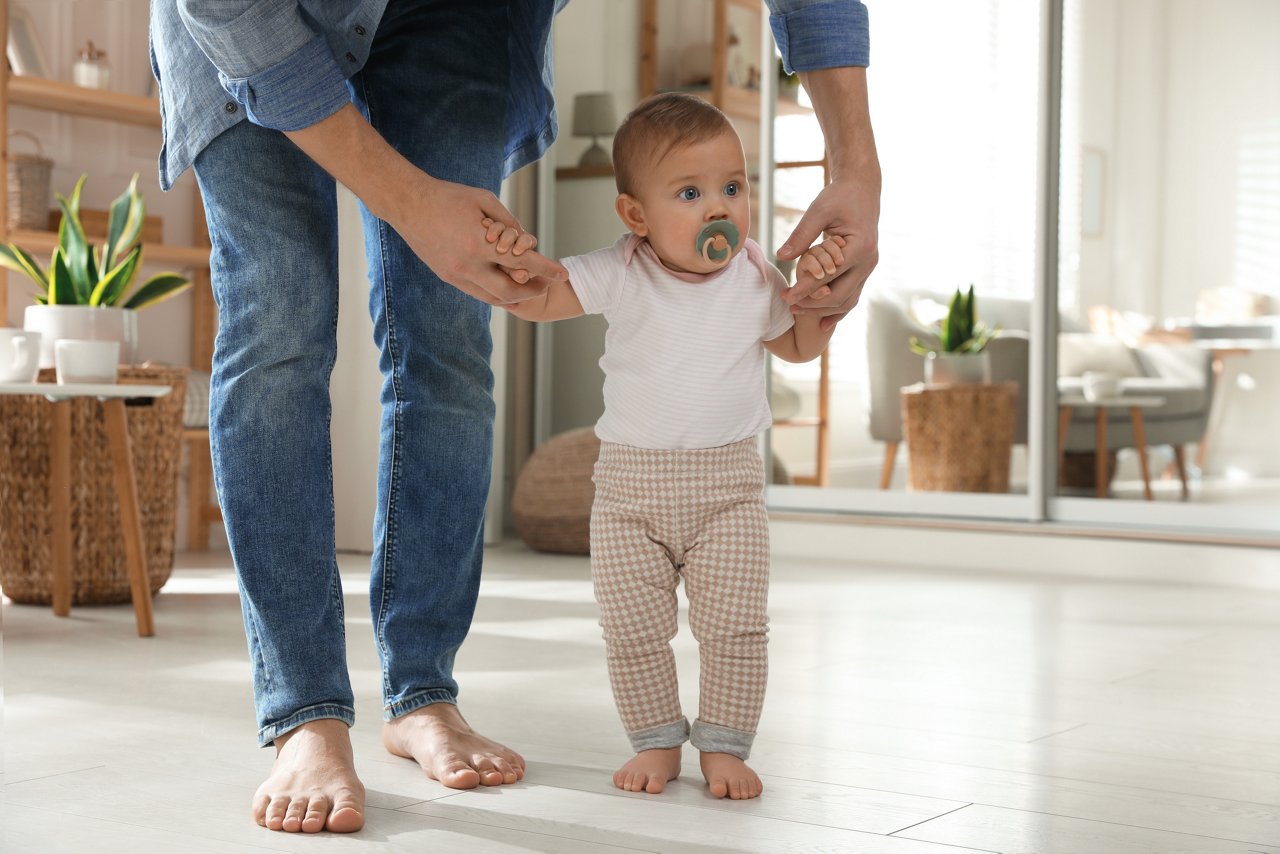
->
[4,532,1280,853]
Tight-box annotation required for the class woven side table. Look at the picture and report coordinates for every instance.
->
[901,382,1017,493]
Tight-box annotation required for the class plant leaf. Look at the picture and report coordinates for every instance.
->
[122,272,191,310]
[49,248,78,304]
[90,245,141,307]
[0,243,48,290]
[68,174,87,218]
[104,174,142,269]
[56,195,92,303]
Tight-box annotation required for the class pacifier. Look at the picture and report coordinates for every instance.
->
[695,220,740,267]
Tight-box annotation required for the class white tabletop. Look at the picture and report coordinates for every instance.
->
[1058,394,1165,409]
[0,382,172,400]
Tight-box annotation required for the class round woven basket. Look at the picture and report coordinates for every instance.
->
[0,366,188,605]
[512,427,601,555]
[7,130,52,231]
[901,382,1016,493]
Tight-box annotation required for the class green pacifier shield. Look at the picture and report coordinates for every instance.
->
[696,221,740,263]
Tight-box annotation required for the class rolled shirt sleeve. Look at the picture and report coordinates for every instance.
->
[766,0,870,74]
[177,0,350,131]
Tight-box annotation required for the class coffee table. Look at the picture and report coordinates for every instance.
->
[0,380,172,636]
[1057,393,1166,500]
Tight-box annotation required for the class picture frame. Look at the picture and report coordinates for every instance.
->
[7,6,49,78]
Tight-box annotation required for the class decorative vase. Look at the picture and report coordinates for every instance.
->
[23,305,138,369]
[924,350,991,386]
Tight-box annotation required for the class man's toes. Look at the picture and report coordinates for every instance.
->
[326,797,365,833]
[282,797,308,831]
[251,793,271,827]
[264,795,291,830]
[434,756,481,789]
[300,795,329,833]
[489,756,520,784]
[472,758,505,786]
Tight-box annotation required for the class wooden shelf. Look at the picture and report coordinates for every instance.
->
[556,164,615,180]
[669,85,812,122]
[8,76,161,129]
[9,229,210,268]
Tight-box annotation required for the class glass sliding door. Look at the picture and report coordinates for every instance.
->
[767,0,1046,521]
[1050,0,1280,537]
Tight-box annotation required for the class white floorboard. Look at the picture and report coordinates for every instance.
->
[4,528,1280,853]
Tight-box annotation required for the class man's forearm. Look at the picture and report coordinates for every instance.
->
[284,103,424,227]
[799,66,880,187]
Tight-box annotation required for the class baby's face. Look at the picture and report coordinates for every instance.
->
[628,130,750,274]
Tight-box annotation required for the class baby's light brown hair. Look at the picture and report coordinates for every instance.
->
[612,92,736,197]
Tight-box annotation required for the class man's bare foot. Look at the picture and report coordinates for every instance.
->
[700,751,763,800]
[251,718,366,833]
[382,702,525,789]
[613,746,682,794]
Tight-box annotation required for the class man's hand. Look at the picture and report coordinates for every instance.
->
[776,176,878,330]
[774,66,881,332]
[285,104,567,306]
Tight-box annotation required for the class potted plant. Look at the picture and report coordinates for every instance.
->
[909,284,1001,385]
[0,174,191,369]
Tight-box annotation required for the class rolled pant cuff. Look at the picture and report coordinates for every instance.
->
[690,719,755,760]
[258,703,355,747]
[627,718,690,753]
[384,688,459,721]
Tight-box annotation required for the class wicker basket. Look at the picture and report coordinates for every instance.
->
[7,130,52,230]
[512,427,601,555]
[901,382,1016,493]
[0,366,188,605]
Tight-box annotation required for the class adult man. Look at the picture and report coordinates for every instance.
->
[153,0,876,833]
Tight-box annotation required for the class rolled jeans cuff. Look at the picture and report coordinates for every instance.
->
[257,702,355,747]
[627,718,690,753]
[690,719,755,760]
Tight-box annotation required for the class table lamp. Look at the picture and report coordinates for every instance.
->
[573,92,617,168]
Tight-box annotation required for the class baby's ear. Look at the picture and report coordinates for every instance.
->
[615,194,648,236]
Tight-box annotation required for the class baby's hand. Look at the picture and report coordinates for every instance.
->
[482,217,538,257]
[794,234,847,301]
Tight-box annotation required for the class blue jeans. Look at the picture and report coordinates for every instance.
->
[194,0,510,746]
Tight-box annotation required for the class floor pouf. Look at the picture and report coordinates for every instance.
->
[512,427,601,554]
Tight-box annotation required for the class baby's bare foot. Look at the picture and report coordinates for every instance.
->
[383,702,525,789]
[613,746,682,794]
[251,719,366,833]
[699,751,763,800]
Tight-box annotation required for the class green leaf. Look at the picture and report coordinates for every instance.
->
[56,195,93,303]
[0,243,48,290]
[104,174,142,269]
[90,245,141,307]
[68,174,87,218]
[49,248,79,304]
[122,272,191,310]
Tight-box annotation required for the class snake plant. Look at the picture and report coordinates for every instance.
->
[0,174,191,310]
[910,284,1002,355]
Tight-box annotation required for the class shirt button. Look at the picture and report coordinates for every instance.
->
[224,101,237,114]
[354,25,366,36]
[345,52,357,63]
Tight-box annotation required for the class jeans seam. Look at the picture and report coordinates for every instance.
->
[360,70,400,702]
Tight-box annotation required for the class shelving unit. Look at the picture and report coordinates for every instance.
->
[638,0,830,486]
[1,4,222,547]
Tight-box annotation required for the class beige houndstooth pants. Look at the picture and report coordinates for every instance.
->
[590,438,770,760]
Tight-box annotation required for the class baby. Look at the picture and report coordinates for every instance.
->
[488,92,844,800]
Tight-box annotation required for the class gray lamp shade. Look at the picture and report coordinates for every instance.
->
[573,92,617,168]
[572,92,617,137]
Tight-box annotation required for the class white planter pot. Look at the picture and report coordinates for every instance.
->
[23,305,139,369]
[924,350,991,386]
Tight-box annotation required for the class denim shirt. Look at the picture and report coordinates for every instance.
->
[150,0,869,191]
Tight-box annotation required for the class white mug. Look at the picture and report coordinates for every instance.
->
[55,339,120,385]
[0,329,42,383]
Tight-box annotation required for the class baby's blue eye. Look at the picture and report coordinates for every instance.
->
[679,187,700,201]
[725,182,740,197]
